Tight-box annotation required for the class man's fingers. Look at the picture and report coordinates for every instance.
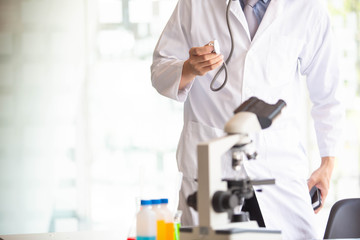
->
[315,204,323,214]
[307,178,316,191]
[191,53,219,64]
[189,45,214,56]
[186,44,223,76]
[189,55,223,76]
[201,57,224,73]
[197,54,223,68]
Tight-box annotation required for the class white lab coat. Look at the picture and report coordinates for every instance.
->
[151,0,343,239]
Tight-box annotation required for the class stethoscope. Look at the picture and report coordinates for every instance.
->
[210,0,236,92]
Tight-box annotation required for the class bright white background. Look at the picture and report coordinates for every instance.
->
[0,0,359,239]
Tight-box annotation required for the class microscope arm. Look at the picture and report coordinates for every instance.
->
[197,134,244,228]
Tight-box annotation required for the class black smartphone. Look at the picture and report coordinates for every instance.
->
[310,186,322,210]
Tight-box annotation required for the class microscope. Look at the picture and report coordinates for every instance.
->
[180,97,286,240]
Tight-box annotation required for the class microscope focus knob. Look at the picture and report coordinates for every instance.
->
[212,191,238,213]
[187,191,198,211]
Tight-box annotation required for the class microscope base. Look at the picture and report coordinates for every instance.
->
[180,222,281,240]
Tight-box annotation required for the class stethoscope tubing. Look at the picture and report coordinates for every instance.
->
[210,0,235,91]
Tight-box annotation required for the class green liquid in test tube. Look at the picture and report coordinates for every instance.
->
[174,210,182,240]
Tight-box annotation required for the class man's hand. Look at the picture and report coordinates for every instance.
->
[307,156,335,213]
[180,43,224,90]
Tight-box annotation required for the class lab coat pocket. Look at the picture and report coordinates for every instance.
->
[266,36,303,87]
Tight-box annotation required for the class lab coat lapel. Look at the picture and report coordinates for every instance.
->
[252,0,284,42]
[228,0,251,43]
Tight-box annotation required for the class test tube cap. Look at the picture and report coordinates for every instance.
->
[151,199,161,205]
[160,198,168,204]
[140,200,152,206]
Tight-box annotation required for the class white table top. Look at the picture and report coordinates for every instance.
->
[1,232,359,240]
[0,231,122,240]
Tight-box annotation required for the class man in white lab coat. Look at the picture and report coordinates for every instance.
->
[151,0,343,239]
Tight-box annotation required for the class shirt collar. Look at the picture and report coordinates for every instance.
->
[240,0,270,8]
[242,0,270,4]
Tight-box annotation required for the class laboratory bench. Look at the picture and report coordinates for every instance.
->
[0,231,122,240]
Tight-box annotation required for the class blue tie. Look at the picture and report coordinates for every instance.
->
[244,0,259,39]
